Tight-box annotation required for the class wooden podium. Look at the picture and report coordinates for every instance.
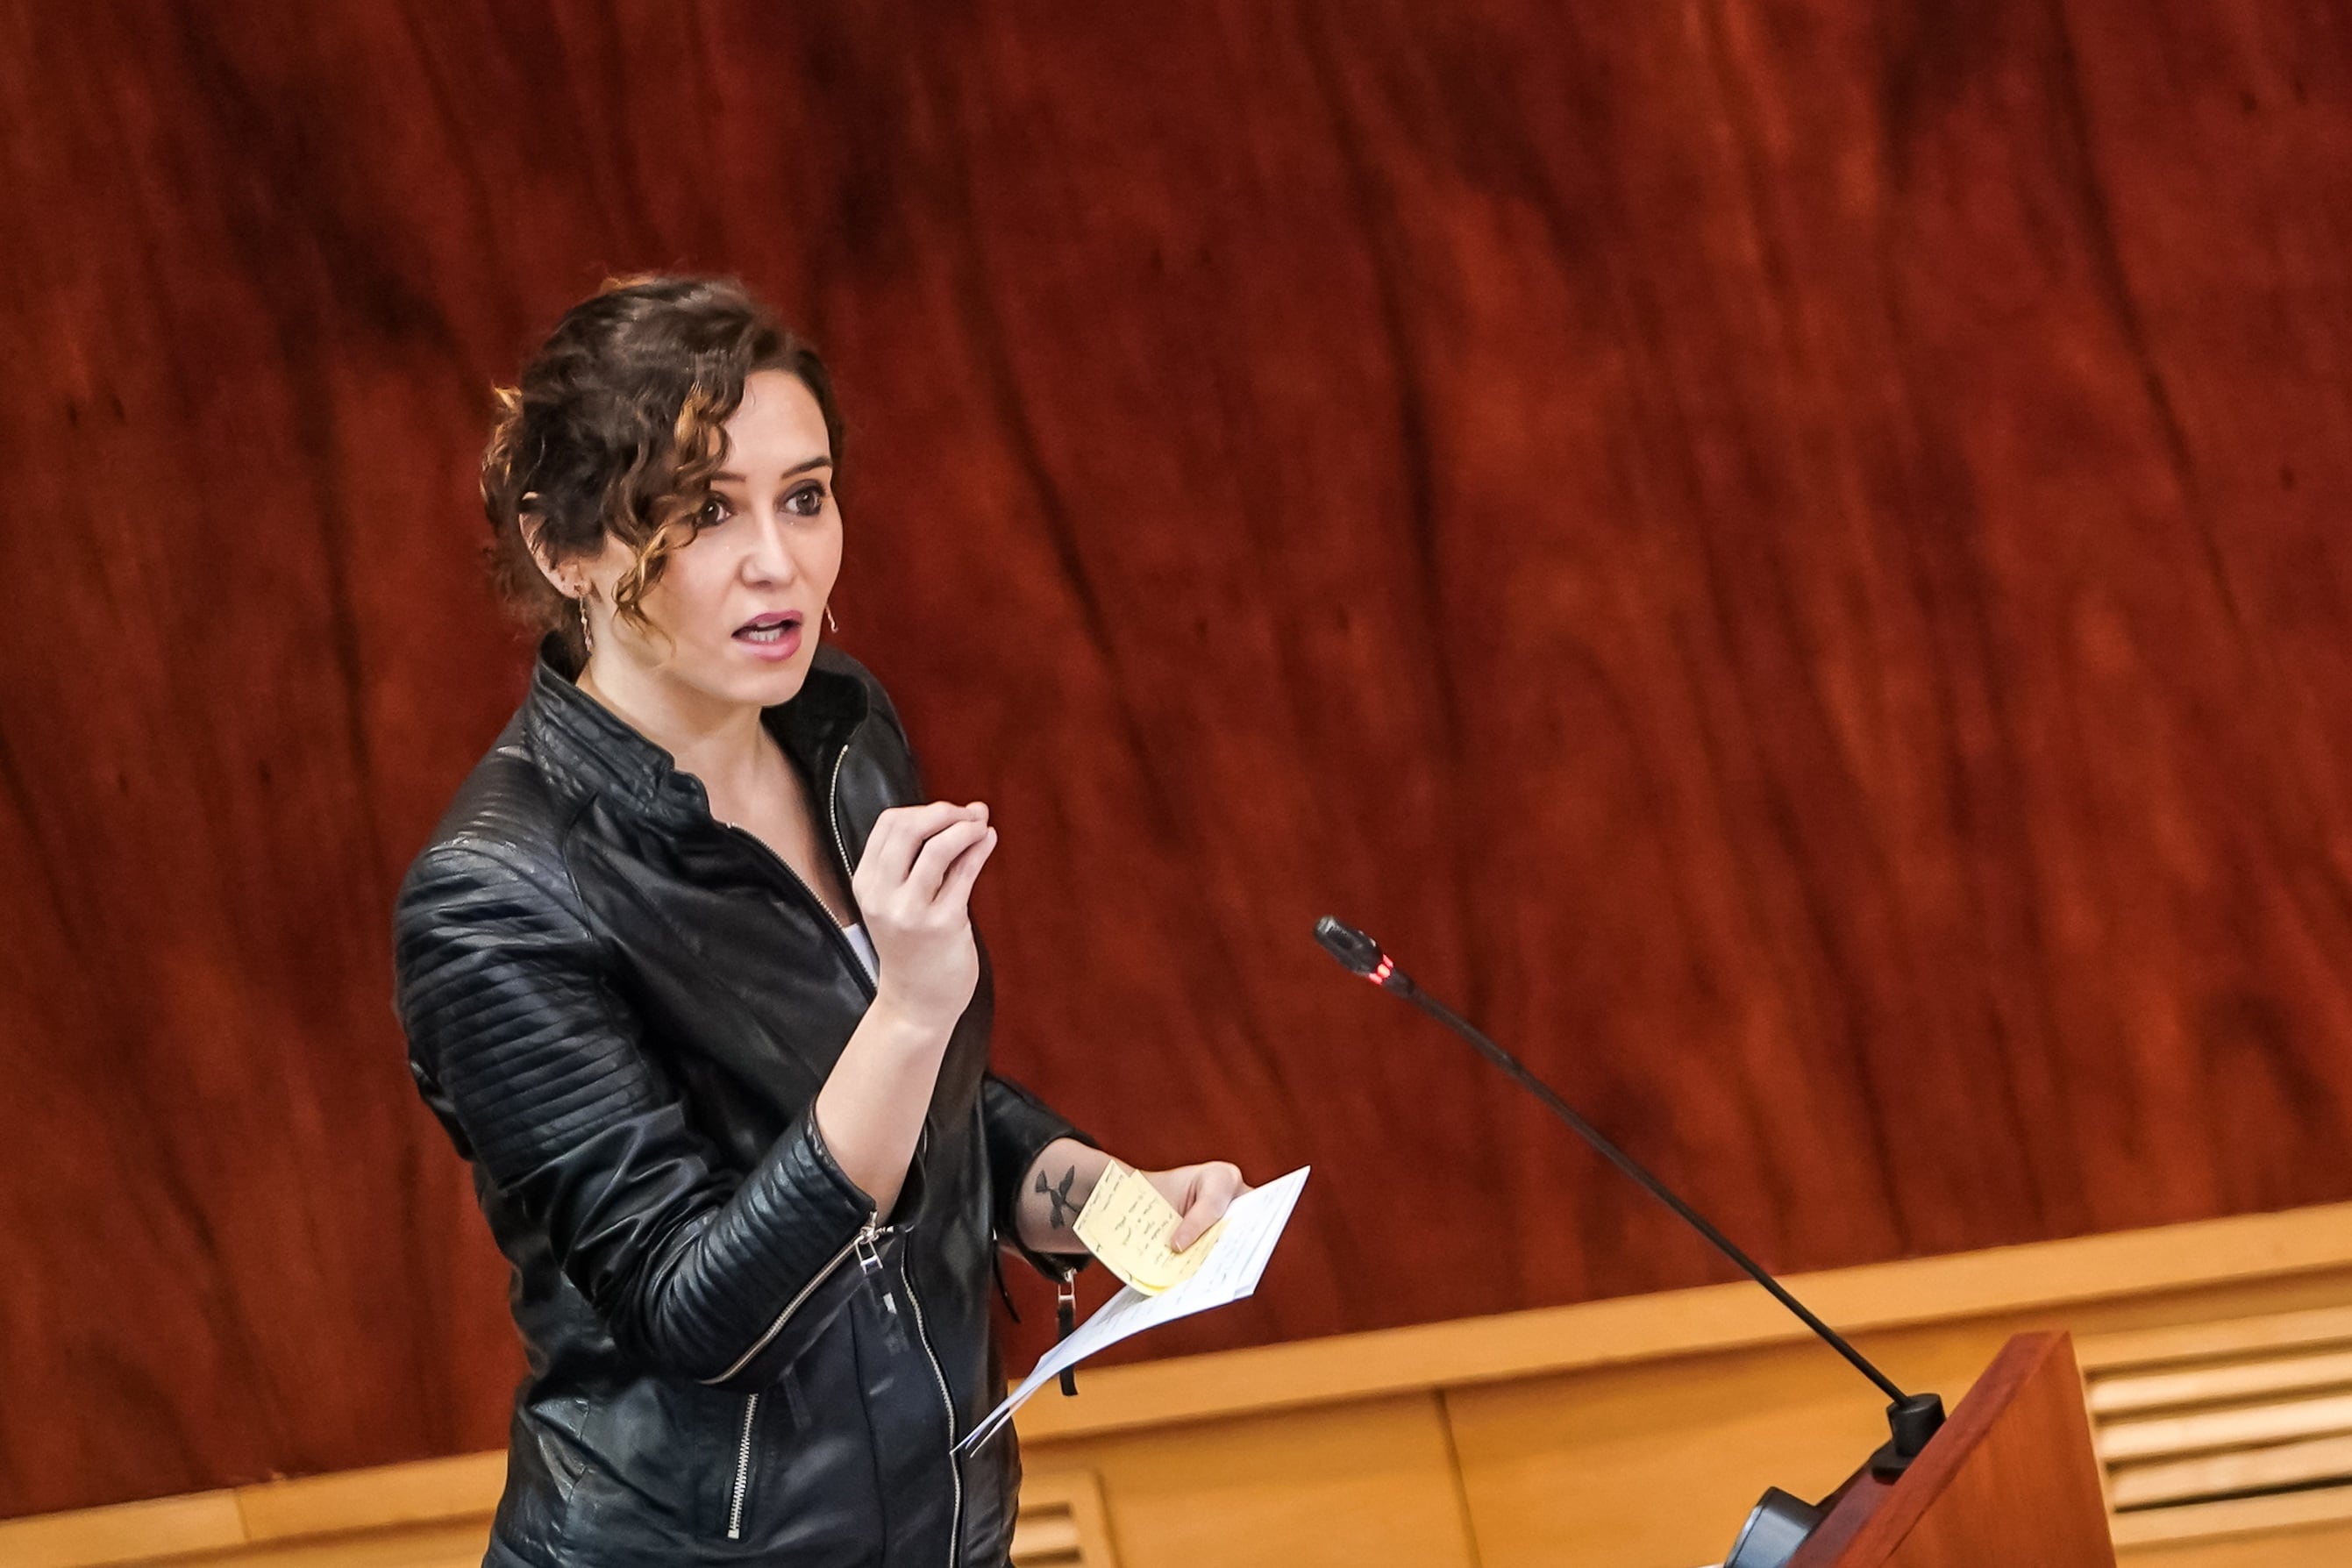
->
[1785,1331,2116,1567]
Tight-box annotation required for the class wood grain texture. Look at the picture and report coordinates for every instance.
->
[5,0,2352,1518]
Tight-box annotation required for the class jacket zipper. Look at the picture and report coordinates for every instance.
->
[726,1393,759,1540]
[710,1207,887,1542]
[825,745,854,939]
[818,744,873,995]
[824,749,962,1561]
[700,1213,894,1386]
[717,742,874,998]
[901,1251,964,1565]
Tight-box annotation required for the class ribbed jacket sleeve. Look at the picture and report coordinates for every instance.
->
[393,839,878,1387]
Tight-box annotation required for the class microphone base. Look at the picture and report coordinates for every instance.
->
[1869,1392,1949,1478]
[1724,1487,1822,1568]
[1726,1394,1948,1568]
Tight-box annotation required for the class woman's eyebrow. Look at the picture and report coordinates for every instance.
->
[712,455,832,483]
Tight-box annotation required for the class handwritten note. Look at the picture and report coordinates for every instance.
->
[958,1165,1310,1453]
[1071,1161,1228,1294]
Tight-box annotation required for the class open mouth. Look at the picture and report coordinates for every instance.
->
[734,610,803,645]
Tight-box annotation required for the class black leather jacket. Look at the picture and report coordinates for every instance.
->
[391,638,1089,1568]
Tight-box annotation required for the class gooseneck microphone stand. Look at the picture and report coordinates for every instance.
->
[1313,916,1946,1568]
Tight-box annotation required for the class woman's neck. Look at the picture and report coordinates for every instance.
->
[575,654,777,819]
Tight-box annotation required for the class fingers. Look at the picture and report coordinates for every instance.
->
[858,801,987,891]
[853,802,993,1033]
[906,817,994,900]
[933,824,999,911]
[1170,1161,1249,1252]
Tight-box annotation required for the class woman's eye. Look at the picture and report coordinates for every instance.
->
[787,482,829,516]
[699,495,731,526]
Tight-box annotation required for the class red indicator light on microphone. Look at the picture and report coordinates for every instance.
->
[1368,956,1394,985]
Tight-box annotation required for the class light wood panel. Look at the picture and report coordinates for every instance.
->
[1020,1201,2352,1441]
[0,1493,251,1568]
[120,1524,491,1568]
[1023,1394,1478,1568]
[2120,1515,2352,1568]
[1451,1333,1897,1567]
[229,1456,502,1546]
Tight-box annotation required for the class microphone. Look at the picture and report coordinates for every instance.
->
[1314,916,1946,1567]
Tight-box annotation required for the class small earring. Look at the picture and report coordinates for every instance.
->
[825,602,839,634]
[576,595,596,657]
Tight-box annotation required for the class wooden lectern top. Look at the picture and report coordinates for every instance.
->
[1789,1331,2116,1568]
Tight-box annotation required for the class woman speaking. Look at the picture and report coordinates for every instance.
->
[392,275,1246,1568]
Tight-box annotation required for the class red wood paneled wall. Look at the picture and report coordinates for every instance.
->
[6,0,2352,1518]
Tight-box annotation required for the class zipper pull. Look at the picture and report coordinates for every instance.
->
[1056,1266,1080,1397]
[858,1218,911,1351]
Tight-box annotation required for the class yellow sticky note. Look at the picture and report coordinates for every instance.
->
[1071,1161,1228,1294]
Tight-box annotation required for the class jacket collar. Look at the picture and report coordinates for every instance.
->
[521,633,870,826]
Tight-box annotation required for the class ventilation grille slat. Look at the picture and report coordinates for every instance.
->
[2091,1347,2352,1416]
[2082,1307,2352,1546]
[2110,1432,2352,1511]
[2101,1389,2352,1461]
[1010,1470,1117,1568]
[1010,1509,1086,1565]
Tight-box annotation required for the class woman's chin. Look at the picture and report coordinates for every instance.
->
[635,638,816,711]
[716,645,815,707]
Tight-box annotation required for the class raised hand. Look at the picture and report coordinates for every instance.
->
[852,801,997,1034]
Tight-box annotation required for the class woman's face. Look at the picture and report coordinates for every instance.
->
[575,369,843,710]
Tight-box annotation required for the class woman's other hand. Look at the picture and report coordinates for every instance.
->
[1013,1144,1252,1258]
[1143,1161,1251,1252]
[854,801,996,1035]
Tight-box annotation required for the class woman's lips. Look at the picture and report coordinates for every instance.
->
[733,613,802,662]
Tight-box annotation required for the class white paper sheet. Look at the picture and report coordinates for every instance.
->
[956,1165,1310,1452]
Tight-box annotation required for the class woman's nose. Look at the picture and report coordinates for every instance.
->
[740,509,800,584]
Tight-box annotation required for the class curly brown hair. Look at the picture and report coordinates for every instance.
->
[481,274,845,667]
